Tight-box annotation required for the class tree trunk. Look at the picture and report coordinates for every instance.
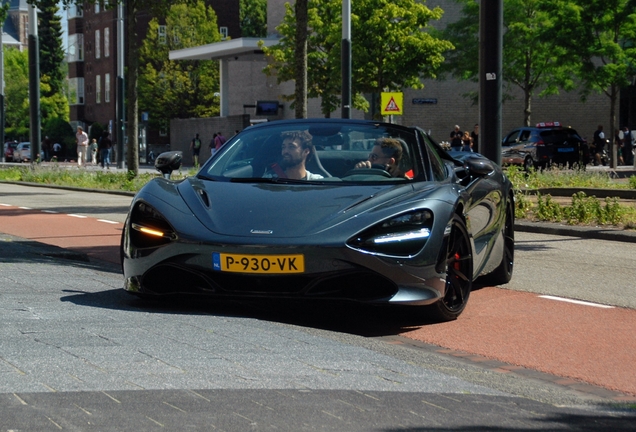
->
[125,0,140,176]
[294,0,308,119]
[609,83,618,169]
[523,89,532,127]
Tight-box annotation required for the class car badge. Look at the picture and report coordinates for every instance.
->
[250,229,273,235]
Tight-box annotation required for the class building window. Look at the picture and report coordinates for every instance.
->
[158,25,167,44]
[68,34,84,62]
[105,73,111,103]
[95,2,100,13]
[95,30,101,59]
[96,75,101,104]
[104,27,110,57]
[159,120,168,137]
[68,77,85,105]
[219,26,228,40]
[68,4,83,18]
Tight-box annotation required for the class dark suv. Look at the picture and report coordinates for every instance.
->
[501,122,588,170]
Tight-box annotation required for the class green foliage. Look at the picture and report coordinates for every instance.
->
[89,123,105,143]
[540,0,636,131]
[38,0,66,97]
[4,47,30,140]
[42,118,75,153]
[629,176,636,189]
[0,165,195,191]
[263,0,452,118]
[443,0,577,125]
[535,193,563,221]
[240,0,267,37]
[139,1,221,131]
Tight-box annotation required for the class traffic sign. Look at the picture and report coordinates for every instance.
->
[381,92,403,116]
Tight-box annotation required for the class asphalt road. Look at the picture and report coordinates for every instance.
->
[0,182,635,430]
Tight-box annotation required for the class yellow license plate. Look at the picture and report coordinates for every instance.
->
[212,252,304,274]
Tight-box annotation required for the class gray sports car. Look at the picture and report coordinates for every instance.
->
[121,119,514,322]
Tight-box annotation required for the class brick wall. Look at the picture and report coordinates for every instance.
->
[169,115,251,166]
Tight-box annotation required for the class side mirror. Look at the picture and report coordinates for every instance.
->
[155,151,182,179]
[464,156,495,177]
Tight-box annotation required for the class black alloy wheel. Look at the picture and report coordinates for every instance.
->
[428,214,473,322]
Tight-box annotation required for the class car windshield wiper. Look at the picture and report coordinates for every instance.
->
[196,173,217,181]
[230,177,284,183]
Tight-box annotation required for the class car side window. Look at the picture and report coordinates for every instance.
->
[519,130,531,141]
[503,130,521,145]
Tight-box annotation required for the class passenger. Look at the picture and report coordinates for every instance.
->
[355,138,412,178]
[265,131,324,180]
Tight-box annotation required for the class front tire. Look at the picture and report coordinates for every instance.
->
[478,200,514,286]
[427,215,473,322]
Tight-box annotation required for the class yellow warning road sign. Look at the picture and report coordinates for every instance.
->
[381,92,403,116]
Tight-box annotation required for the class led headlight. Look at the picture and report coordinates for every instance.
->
[347,210,434,257]
[129,202,177,248]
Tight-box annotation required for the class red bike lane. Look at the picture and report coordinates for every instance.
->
[1,204,635,399]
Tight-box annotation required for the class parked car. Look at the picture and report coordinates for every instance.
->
[121,119,515,322]
[501,122,588,170]
[4,141,18,161]
[13,142,31,163]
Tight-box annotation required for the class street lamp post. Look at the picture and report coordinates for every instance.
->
[117,1,125,169]
[28,4,41,162]
[341,0,351,119]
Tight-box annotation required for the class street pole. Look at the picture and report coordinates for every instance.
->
[479,0,503,166]
[116,1,125,169]
[28,4,41,162]
[341,0,351,119]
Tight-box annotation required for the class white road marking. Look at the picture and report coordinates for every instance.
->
[0,203,11,206]
[18,206,31,210]
[67,214,87,218]
[97,219,120,224]
[538,295,615,309]
[42,210,58,214]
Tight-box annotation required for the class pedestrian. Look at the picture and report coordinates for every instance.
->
[615,129,624,165]
[190,133,202,167]
[209,133,218,157]
[41,136,51,162]
[52,142,62,161]
[89,138,99,165]
[99,131,112,169]
[214,131,226,154]
[592,125,605,166]
[449,125,463,151]
[75,126,89,167]
[622,126,633,166]
[470,124,479,150]
[461,131,473,152]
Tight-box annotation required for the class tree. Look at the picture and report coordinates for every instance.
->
[240,0,267,37]
[264,0,451,119]
[139,1,221,132]
[442,0,576,126]
[542,0,636,167]
[4,47,30,140]
[38,0,66,97]
[352,0,452,119]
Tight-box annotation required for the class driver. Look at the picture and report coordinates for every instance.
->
[355,138,410,178]
[265,131,324,180]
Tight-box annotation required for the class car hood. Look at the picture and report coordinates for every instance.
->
[174,177,435,239]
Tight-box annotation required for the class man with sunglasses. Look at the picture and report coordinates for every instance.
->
[355,137,409,178]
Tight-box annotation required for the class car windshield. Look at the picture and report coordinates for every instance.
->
[200,121,420,183]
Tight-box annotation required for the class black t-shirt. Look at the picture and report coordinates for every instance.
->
[450,130,463,147]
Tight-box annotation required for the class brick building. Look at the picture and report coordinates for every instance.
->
[66,0,240,158]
